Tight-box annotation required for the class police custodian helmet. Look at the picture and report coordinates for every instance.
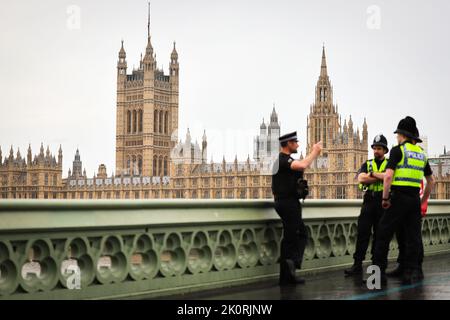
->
[371,134,389,153]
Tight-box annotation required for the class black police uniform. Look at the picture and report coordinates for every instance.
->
[345,135,389,276]
[345,158,386,275]
[373,116,430,284]
[271,132,307,284]
[386,144,432,278]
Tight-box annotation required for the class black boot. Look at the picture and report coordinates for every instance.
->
[386,264,404,278]
[401,269,422,285]
[279,259,306,286]
[418,267,424,280]
[344,263,363,276]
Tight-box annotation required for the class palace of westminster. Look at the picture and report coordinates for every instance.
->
[1,13,449,201]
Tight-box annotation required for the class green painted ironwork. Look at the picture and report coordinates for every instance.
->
[0,199,449,299]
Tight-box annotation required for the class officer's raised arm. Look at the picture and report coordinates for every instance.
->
[290,141,322,171]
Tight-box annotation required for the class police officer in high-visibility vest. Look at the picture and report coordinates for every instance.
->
[344,134,389,276]
[373,116,434,285]
[386,129,433,280]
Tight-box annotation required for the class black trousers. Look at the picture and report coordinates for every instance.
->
[353,192,385,264]
[373,190,423,272]
[395,221,424,268]
[274,198,307,269]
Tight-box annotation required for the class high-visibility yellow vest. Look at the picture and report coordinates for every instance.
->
[392,142,426,188]
[359,158,388,192]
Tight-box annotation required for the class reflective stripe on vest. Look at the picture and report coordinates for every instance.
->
[392,143,426,188]
[358,158,388,192]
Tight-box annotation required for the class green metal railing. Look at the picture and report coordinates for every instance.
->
[0,199,449,299]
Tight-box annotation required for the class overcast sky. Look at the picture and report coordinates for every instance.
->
[1,0,449,176]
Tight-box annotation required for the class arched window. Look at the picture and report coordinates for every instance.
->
[127,110,131,133]
[138,156,142,175]
[163,157,168,176]
[159,111,163,133]
[127,158,131,174]
[133,110,137,133]
[158,156,163,176]
[138,110,143,132]
[164,111,169,134]
[132,155,137,174]
[153,156,157,176]
[154,110,158,133]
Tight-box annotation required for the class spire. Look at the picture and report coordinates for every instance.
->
[119,40,126,58]
[260,118,266,130]
[147,2,150,40]
[269,105,280,128]
[171,41,178,61]
[320,44,328,78]
[58,144,63,165]
[145,2,153,56]
[40,142,44,156]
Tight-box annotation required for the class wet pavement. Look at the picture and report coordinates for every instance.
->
[167,254,450,300]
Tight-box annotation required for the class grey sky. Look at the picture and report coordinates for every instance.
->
[1,0,449,176]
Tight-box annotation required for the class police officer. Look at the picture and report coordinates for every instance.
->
[373,116,434,285]
[344,134,389,276]
[386,129,433,280]
[271,132,322,285]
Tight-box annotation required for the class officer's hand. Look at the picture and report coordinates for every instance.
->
[313,141,323,154]
[382,199,391,209]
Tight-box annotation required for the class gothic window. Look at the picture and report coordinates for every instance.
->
[132,155,137,174]
[163,157,168,176]
[336,186,346,199]
[53,174,57,186]
[154,110,158,133]
[337,154,344,168]
[127,110,131,133]
[133,110,137,133]
[45,174,49,186]
[320,187,326,199]
[158,156,163,176]
[127,158,131,174]
[138,109,143,132]
[138,156,142,175]
[164,111,169,134]
[159,111,163,133]
[153,156,157,176]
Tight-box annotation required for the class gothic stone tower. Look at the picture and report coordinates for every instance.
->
[116,4,179,177]
[306,46,340,157]
[305,46,369,199]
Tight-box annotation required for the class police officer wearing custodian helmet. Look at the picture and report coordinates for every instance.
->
[373,116,434,285]
[344,134,389,276]
[271,131,322,285]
